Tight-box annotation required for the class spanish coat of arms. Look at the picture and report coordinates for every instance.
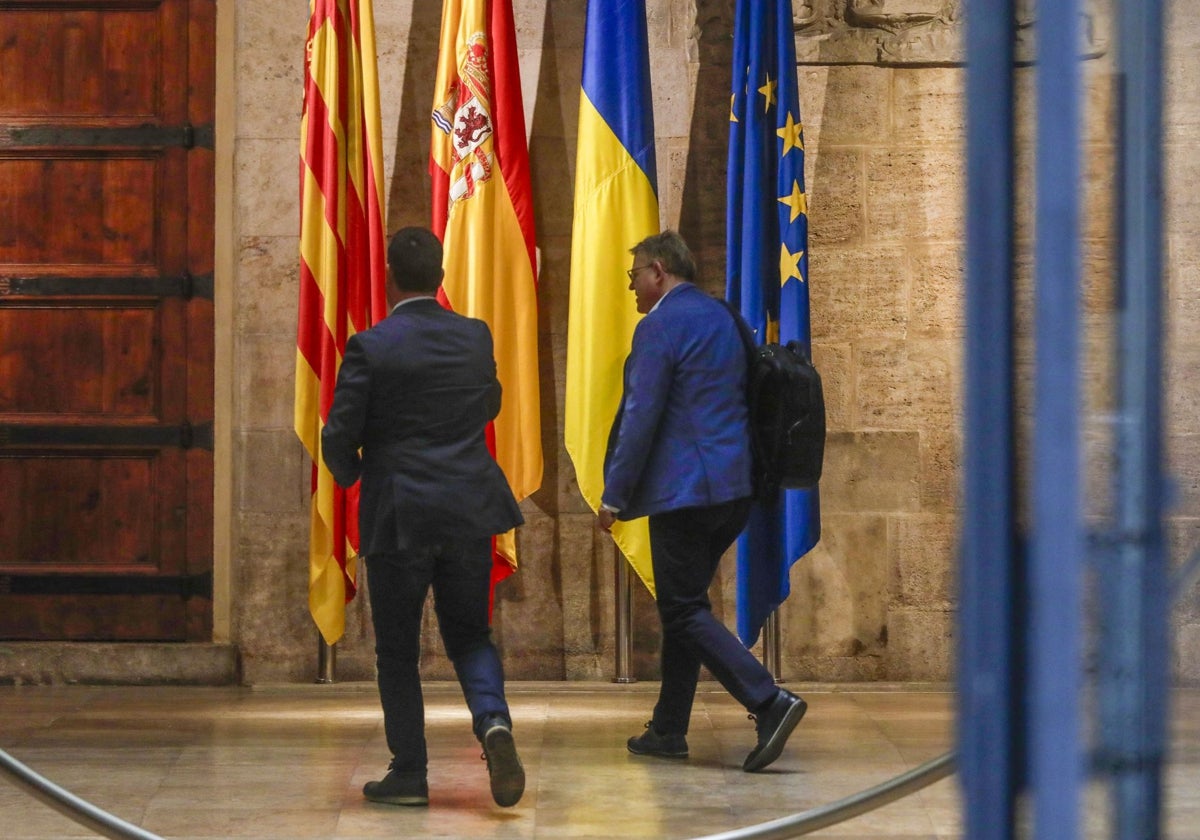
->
[432,33,495,205]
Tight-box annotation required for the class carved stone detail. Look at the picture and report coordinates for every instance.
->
[794,1,818,27]
[793,0,1107,66]
[847,0,954,29]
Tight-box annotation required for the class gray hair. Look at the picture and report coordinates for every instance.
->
[629,230,696,282]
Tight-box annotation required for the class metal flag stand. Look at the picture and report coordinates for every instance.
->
[614,543,636,683]
[317,637,336,684]
[762,611,783,682]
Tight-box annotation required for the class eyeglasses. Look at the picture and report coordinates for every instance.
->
[626,264,653,281]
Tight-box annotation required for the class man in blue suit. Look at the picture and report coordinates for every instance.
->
[598,230,807,773]
[322,227,525,808]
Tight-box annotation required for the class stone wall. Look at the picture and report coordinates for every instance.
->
[227,0,1200,685]
[1166,0,1200,682]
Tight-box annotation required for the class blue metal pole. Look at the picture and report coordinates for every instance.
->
[1031,0,1085,836]
[959,1,1018,837]
[1100,0,1169,837]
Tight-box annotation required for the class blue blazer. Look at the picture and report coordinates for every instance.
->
[321,298,523,555]
[602,283,753,520]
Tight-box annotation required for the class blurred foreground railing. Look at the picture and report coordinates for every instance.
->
[0,747,163,840]
[694,751,957,840]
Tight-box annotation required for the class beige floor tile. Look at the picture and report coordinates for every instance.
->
[1,684,1198,838]
[142,805,344,838]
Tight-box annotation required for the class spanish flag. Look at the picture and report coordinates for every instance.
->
[430,0,542,590]
[565,0,658,595]
[294,0,388,645]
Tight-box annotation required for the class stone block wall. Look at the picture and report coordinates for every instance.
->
[226,0,1200,685]
[1166,0,1200,683]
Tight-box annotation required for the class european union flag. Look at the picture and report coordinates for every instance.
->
[726,0,821,646]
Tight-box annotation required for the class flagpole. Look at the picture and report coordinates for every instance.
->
[316,637,336,684]
[297,0,385,664]
[614,543,635,683]
[762,610,783,682]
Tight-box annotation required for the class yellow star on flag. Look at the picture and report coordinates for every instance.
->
[778,180,807,224]
[780,242,805,286]
[730,93,738,123]
[758,73,777,112]
[776,111,803,156]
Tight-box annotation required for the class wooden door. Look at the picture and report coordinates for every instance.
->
[0,0,215,640]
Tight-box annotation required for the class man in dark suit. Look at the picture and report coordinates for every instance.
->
[598,230,807,773]
[322,226,525,808]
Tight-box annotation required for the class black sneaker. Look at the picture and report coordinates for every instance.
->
[362,769,429,806]
[743,689,807,772]
[627,721,689,758]
[481,717,525,807]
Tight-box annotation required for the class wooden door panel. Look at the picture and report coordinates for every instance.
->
[0,0,214,641]
[0,2,184,122]
[0,595,188,641]
[0,152,187,267]
[0,303,169,417]
[0,300,188,421]
[0,453,177,571]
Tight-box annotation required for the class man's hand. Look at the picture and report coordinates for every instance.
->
[597,508,616,532]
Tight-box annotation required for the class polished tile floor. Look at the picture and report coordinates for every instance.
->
[0,682,1196,839]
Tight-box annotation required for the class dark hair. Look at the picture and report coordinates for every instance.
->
[629,230,696,282]
[387,227,443,292]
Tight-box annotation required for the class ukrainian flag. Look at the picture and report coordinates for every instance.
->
[726,0,821,644]
[565,0,659,594]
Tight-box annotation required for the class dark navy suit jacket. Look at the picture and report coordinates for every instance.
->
[321,298,523,555]
[602,283,754,520]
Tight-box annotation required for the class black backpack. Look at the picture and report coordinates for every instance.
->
[722,301,825,496]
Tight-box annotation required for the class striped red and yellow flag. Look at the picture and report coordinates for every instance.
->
[294,0,387,646]
[430,0,542,593]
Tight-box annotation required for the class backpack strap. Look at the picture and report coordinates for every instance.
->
[719,298,774,498]
[718,298,760,366]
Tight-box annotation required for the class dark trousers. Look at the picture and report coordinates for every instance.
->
[365,538,510,776]
[648,497,777,735]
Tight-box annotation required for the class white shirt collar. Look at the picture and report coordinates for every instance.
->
[648,282,687,314]
[391,295,436,313]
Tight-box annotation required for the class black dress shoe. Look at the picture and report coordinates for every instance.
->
[743,689,807,772]
[627,721,689,758]
[481,717,525,807]
[362,769,429,806]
